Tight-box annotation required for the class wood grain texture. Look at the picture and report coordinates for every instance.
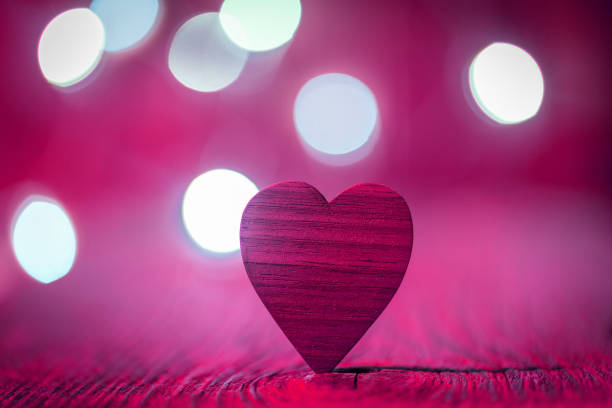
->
[2,364,611,407]
[240,182,413,373]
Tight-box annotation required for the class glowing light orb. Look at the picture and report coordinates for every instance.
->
[219,0,301,52]
[169,13,248,92]
[182,169,258,253]
[11,199,77,284]
[469,42,544,124]
[37,8,105,87]
[294,73,378,156]
[90,0,159,52]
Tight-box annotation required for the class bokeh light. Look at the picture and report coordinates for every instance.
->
[11,199,77,284]
[469,42,544,124]
[90,0,159,52]
[294,73,378,156]
[169,12,248,92]
[219,0,301,52]
[182,169,258,254]
[37,8,105,87]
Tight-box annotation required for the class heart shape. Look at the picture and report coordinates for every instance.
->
[240,182,413,373]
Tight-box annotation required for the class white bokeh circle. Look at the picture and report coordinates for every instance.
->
[38,8,105,87]
[294,73,378,156]
[12,199,77,284]
[90,0,159,52]
[182,169,258,253]
[469,42,544,124]
[169,12,248,92]
[219,0,301,52]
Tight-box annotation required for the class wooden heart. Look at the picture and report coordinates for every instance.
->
[240,182,413,373]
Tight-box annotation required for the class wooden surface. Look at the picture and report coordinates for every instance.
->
[240,182,413,373]
[1,189,612,406]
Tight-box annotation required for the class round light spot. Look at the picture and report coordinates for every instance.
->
[169,13,248,92]
[11,199,77,284]
[38,8,105,87]
[219,0,301,52]
[294,73,378,156]
[469,42,544,124]
[90,0,159,52]
[182,169,258,253]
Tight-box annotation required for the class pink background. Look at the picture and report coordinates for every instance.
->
[1,0,611,405]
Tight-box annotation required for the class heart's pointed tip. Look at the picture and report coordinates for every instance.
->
[306,361,339,374]
[310,366,336,374]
